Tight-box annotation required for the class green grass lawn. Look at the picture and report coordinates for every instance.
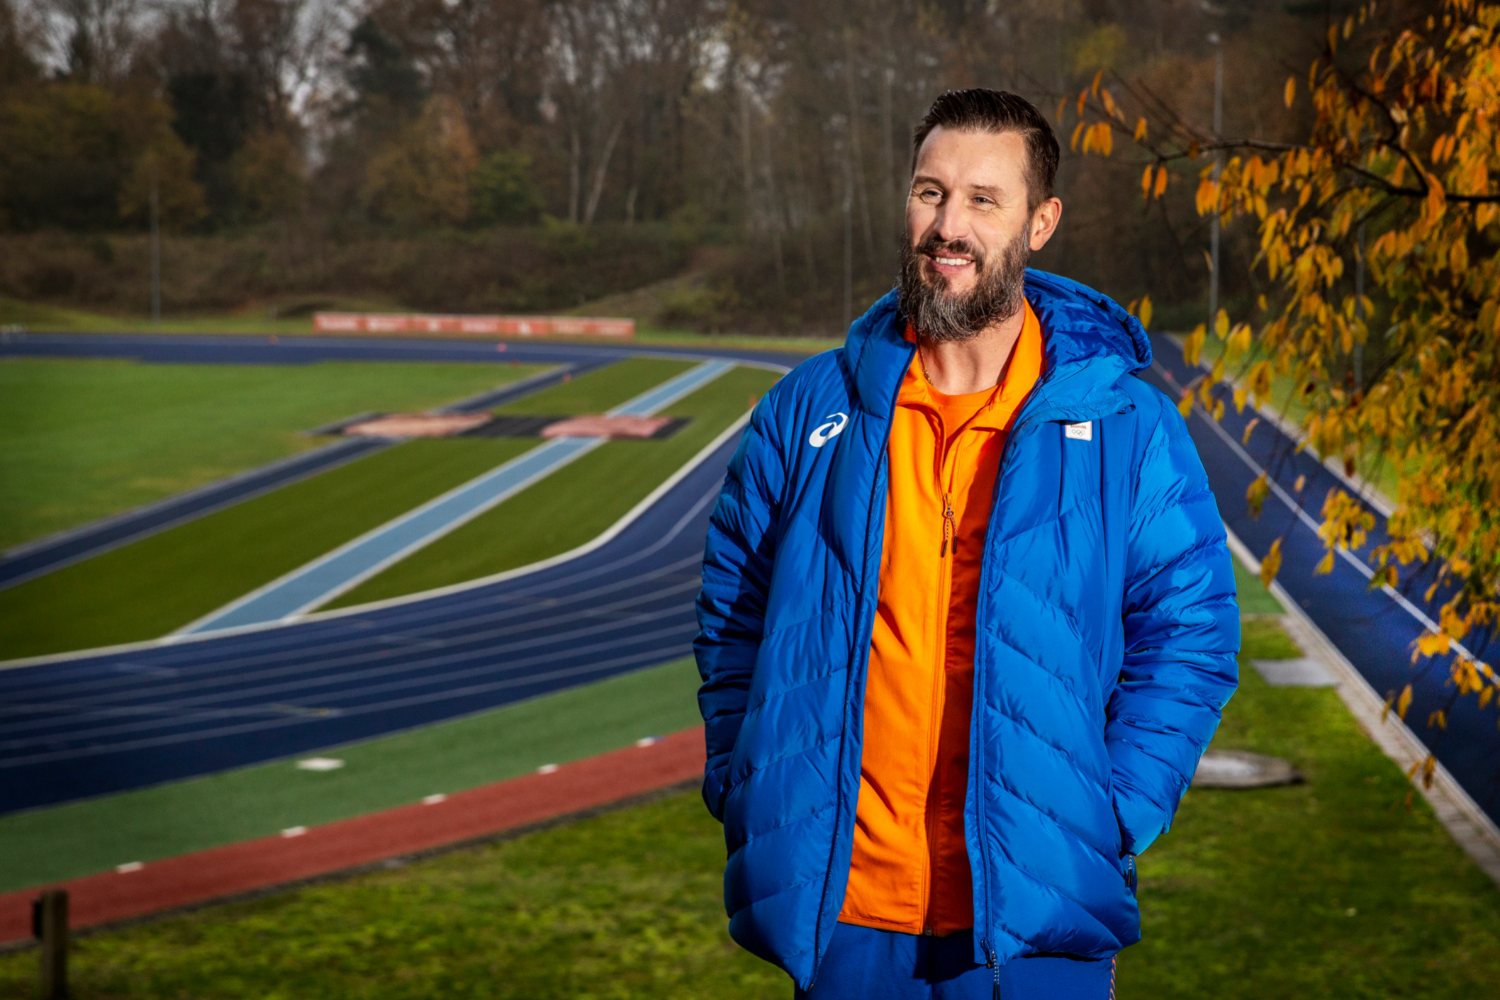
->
[4,571,1497,998]
[0,357,548,550]
[324,364,779,608]
[0,658,704,892]
[1118,618,1500,997]
[0,359,687,659]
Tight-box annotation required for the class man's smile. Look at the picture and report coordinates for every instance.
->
[926,253,975,275]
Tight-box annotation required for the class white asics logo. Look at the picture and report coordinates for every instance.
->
[808,412,848,448]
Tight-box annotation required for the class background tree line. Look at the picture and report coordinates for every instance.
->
[0,0,1371,330]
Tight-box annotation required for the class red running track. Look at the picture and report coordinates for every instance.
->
[1,727,705,945]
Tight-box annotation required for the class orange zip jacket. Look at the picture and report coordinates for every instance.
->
[838,301,1044,936]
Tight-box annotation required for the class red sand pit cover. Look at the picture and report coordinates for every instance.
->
[540,415,670,439]
[343,413,491,438]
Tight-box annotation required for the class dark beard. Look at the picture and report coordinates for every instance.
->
[897,227,1030,343]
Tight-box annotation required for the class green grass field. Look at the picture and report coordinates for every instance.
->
[327,364,781,608]
[0,357,548,550]
[4,595,1497,999]
[0,359,692,659]
[0,657,704,892]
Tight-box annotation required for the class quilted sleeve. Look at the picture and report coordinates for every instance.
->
[1106,395,1240,855]
[694,394,787,822]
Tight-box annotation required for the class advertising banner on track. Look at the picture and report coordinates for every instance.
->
[313,312,635,338]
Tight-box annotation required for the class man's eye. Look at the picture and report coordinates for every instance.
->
[918,188,942,202]
[972,196,994,208]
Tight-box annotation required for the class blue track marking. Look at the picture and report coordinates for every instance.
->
[176,361,734,634]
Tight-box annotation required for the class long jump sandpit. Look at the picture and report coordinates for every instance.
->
[0,727,705,946]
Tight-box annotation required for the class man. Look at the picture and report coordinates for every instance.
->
[695,89,1239,999]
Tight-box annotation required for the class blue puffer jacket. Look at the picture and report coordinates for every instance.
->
[694,270,1239,989]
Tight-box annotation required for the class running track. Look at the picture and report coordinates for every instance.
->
[0,332,1496,829]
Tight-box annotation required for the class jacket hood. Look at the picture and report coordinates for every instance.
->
[842,269,1153,422]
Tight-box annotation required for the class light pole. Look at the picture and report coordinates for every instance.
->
[1354,220,1366,387]
[150,160,161,329]
[1207,32,1224,329]
[843,138,853,334]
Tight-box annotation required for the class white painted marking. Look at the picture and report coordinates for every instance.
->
[116,861,144,873]
[281,825,308,837]
[295,757,345,771]
[537,763,559,774]
[635,736,661,747]
[422,793,447,805]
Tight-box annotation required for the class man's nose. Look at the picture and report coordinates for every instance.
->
[931,200,971,245]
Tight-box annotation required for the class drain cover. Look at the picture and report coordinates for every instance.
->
[1193,749,1303,788]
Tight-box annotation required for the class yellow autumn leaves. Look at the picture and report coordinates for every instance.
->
[1068,0,1500,718]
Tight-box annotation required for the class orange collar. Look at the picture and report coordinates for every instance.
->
[898,301,1045,431]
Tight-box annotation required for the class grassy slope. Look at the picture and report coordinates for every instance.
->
[0,357,547,550]
[0,359,686,659]
[326,365,779,607]
[5,611,1497,999]
[0,658,704,892]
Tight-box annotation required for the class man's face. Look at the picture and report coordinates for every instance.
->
[899,127,1058,343]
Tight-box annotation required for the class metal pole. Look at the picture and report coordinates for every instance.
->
[150,161,161,328]
[1354,220,1366,387]
[1208,34,1223,328]
[33,889,68,999]
[843,143,853,334]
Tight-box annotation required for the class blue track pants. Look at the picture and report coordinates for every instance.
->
[795,923,1115,1000]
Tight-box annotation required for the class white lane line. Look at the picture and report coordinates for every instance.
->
[4,553,706,712]
[3,582,703,745]
[1,638,699,767]
[175,361,733,636]
[6,499,715,707]
[1155,361,1474,661]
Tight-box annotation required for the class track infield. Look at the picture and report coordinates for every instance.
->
[0,357,549,552]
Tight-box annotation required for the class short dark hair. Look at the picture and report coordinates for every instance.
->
[912,89,1060,213]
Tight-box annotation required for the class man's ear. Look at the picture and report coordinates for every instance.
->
[1029,197,1063,252]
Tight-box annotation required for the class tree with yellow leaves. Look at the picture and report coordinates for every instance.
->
[1070,0,1500,751]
